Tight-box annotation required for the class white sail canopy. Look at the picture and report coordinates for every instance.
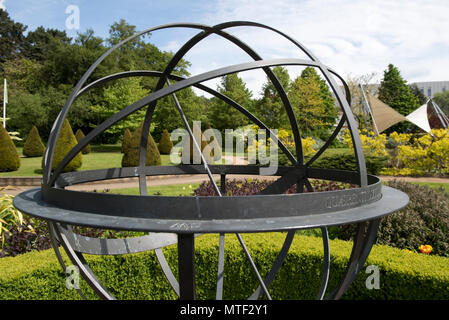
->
[405,102,432,134]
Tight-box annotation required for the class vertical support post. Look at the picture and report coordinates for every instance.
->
[178,233,196,300]
[220,174,226,195]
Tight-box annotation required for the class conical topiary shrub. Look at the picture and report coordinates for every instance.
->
[0,125,21,172]
[23,126,45,157]
[49,119,82,172]
[158,129,173,155]
[122,124,161,167]
[75,129,90,154]
[121,128,132,154]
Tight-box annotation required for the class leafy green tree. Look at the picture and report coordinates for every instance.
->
[6,91,47,139]
[288,67,337,138]
[378,64,419,133]
[152,87,203,138]
[92,77,148,142]
[26,26,71,62]
[0,125,20,172]
[255,66,291,129]
[208,73,253,132]
[433,91,449,115]
[23,126,45,157]
[0,9,29,71]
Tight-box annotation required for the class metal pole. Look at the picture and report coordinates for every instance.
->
[178,233,196,300]
[2,79,6,128]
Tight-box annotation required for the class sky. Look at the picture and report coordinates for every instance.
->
[3,0,449,98]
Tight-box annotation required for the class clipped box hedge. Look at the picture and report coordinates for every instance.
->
[0,233,448,300]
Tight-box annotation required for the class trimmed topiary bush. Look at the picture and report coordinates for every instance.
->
[122,124,161,167]
[158,129,173,155]
[121,128,132,154]
[0,125,20,172]
[23,126,45,157]
[75,129,90,154]
[49,119,82,172]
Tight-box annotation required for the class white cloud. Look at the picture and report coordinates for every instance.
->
[159,0,449,96]
[0,0,6,10]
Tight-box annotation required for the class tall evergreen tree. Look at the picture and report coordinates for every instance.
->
[378,64,419,133]
[207,73,253,132]
[255,66,291,129]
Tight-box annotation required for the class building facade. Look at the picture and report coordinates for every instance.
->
[412,81,449,98]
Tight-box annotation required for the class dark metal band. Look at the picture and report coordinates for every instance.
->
[41,166,381,221]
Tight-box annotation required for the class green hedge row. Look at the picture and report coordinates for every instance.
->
[1,233,448,300]
[278,148,387,175]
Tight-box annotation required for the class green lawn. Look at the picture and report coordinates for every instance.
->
[413,181,449,195]
[0,145,174,177]
[109,183,201,196]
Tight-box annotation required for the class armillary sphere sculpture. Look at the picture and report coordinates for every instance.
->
[14,21,409,300]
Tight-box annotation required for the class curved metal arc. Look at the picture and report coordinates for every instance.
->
[248,230,295,300]
[47,57,322,187]
[215,21,366,187]
[52,222,116,300]
[48,222,88,300]
[137,23,302,188]
[42,22,212,185]
[76,70,296,165]
[325,219,379,300]
[317,226,330,300]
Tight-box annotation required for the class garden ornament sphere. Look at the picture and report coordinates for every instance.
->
[13,21,409,300]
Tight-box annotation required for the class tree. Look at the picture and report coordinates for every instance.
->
[122,123,161,167]
[345,72,378,130]
[23,126,45,157]
[50,119,82,172]
[0,9,29,71]
[152,87,203,138]
[91,77,148,142]
[377,64,419,133]
[300,67,338,133]
[0,125,20,172]
[288,67,338,138]
[433,91,449,115]
[207,73,253,132]
[255,66,291,129]
[409,83,428,105]
[26,26,71,62]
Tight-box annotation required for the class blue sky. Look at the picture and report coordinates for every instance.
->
[2,0,449,97]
